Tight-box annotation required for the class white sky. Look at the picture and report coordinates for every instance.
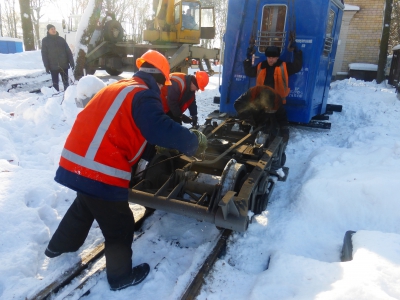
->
[1,51,400,299]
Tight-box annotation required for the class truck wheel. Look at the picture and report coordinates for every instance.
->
[105,68,123,76]
[103,20,124,43]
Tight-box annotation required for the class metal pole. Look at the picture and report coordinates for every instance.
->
[377,0,393,83]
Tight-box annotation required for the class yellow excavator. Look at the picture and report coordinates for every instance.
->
[72,0,218,78]
[144,0,215,44]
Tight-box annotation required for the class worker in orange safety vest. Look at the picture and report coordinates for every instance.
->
[243,43,302,104]
[160,71,209,128]
[44,50,207,291]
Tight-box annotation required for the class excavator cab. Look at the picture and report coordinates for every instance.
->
[143,0,215,44]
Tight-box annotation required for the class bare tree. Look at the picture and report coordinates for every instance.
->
[199,0,227,49]
[19,0,35,49]
[66,0,90,33]
[1,0,19,37]
[125,0,152,43]
[104,0,131,22]
[390,0,400,48]
[30,0,48,48]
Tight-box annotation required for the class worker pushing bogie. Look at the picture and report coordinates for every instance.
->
[45,50,207,291]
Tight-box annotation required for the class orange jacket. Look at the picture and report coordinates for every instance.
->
[161,72,195,115]
[256,63,290,103]
[59,78,148,188]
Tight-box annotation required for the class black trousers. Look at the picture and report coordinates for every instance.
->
[50,69,69,91]
[47,192,135,285]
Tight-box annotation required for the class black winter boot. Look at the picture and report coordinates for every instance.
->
[110,263,150,291]
[44,246,62,258]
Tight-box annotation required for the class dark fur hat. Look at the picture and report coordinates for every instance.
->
[264,46,281,57]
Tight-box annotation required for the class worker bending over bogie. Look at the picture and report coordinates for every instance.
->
[161,71,209,128]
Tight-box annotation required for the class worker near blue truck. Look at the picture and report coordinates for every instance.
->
[239,40,302,165]
[243,41,303,104]
[44,50,208,291]
[161,71,209,128]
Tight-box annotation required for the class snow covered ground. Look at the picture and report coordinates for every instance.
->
[1,50,400,300]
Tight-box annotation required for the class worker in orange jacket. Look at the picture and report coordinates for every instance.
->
[243,44,302,103]
[44,50,207,291]
[161,71,209,127]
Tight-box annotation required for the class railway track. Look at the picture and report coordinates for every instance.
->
[0,72,76,93]
[28,208,232,300]
[27,116,287,299]
[29,208,155,300]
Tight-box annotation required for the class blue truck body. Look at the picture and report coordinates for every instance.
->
[219,0,344,123]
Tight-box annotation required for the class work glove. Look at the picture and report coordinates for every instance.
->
[246,44,255,59]
[190,129,208,156]
[191,115,198,128]
[181,114,192,124]
[45,67,50,74]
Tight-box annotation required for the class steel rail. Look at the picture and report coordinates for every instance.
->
[28,208,154,300]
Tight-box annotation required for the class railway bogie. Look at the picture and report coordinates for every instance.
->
[128,117,288,232]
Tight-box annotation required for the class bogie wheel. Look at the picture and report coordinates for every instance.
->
[103,20,124,43]
[254,193,269,215]
[220,159,247,197]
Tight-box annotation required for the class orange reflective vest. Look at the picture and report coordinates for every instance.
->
[59,78,149,188]
[256,63,290,104]
[161,72,195,114]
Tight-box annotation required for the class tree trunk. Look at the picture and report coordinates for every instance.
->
[18,0,35,50]
[377,0,393,83]
[74,0,103,80]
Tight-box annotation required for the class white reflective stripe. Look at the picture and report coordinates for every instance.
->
[62,149,132,180]
[171,75,185,93]
[62,83,149,181]
[129,140,147,163]
[86,85,148,160]
[140,67,161,73]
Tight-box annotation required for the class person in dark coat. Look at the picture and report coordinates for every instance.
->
[41,24,75,91]
[44,50,207,291]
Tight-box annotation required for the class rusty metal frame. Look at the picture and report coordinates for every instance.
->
[128,118,287,232]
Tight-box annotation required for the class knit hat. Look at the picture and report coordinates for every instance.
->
[264,46,281,58]
[47,24,55,31]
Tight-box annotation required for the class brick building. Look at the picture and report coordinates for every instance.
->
[333,0,385,77]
